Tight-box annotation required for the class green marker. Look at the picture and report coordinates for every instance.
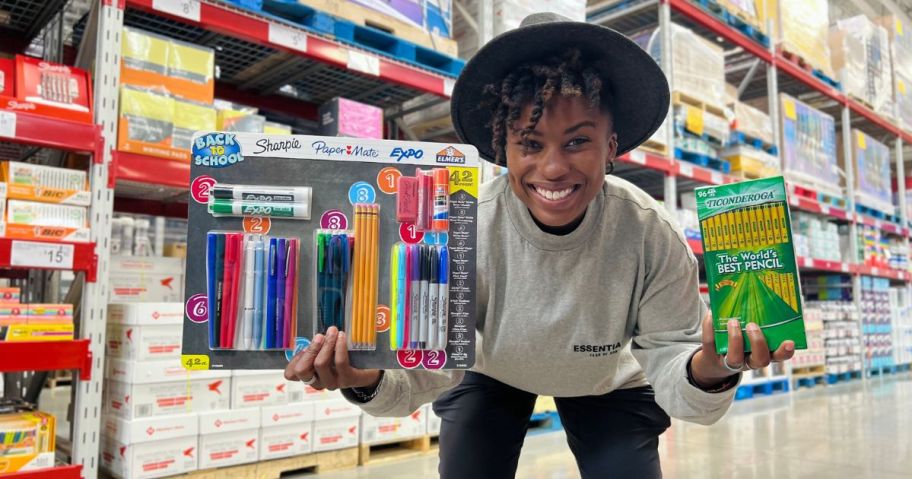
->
[208,198,311,219]
[696,176,807,354]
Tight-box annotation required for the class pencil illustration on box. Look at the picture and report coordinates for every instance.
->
[696,176,807,354]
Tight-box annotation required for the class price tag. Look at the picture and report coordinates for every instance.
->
[10,241,74,269]
[629,150,646,164]
[182,354,210,371]
[820,204,830,215]
[678,162,693,177]
[152,0,201,21]
[0,111,15,138]
[856,131,867,150]
[710,171,723,184]
[443,78,455,97]
[783,99,797,120]
[685,106,704,136]
[841,263,849,273]
[269,23,307,53]
[347,50,380,76]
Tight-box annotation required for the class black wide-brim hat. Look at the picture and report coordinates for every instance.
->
[451,12,670,166]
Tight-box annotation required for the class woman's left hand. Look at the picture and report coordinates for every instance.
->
[689,312,795,389]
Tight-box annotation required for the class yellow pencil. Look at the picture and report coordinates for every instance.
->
[725,211,736,249]
[356,205,367,348]
[732,209,743,249]
[749,206,760,247]
[702,218,713,252]
[368,204,379,349]
[757,205,769,245]
[786,273,797,310]
[718,213,728,250]
[715,215,724,251]
[776,203,788,244]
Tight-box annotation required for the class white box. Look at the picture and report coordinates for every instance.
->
[109,256,185,302]
[312,398,362,421]
[313,416,360,452]
[105,358,230,383]
[360,407,426,445]
[105,378,230,419]
[101,414,198,479]
[285,379,332,403]
[230,370,293,408]
[426,404,441,436]
[259,403,315,460]
[106,323,182,361]
[107,302,184,325]
[198,410,260,469]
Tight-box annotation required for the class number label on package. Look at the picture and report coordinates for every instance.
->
[269,23,308,53]
[0,111,15,138]
[153,0,201,21]
[10,241,74,269]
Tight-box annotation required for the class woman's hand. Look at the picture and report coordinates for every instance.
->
[284,326,382,391]
[690,312,795,389]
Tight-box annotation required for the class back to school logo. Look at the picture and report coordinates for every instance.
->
[193,133,244,167]
[436,146,465,164]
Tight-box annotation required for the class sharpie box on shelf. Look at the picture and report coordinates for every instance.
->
[259,403,315,460]
[695,176,807,354]
[15,55,93,123]
[198,409,261,469]
[181,133,479,372]
[101,413,198,479]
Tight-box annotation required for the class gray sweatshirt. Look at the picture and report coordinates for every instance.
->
[347,175,738,425]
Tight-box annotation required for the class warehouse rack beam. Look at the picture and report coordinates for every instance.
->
[3,464,83,479]
[0,340,92,380]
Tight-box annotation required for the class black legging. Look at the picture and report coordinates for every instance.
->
[432,372,671,479]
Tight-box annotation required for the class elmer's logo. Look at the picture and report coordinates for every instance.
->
[436,146,465,164]
[193,133,244,167]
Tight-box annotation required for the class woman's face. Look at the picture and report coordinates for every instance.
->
[505,95,617,228]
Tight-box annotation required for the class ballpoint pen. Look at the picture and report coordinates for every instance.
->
[213,234,226,349]
[252,236,264,349]
[341,234,351,332]
[231,234,247,348]
[283,238,297,349]
[241,235,256,350]
[419,245,429,349]
[221,233,241,349]
[275,238,288,348]
[390,243,399,351]
[265,238,278,349]
[207,233,218,348]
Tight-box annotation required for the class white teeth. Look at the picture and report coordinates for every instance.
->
[534,185,573,201]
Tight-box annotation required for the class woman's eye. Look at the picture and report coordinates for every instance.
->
[517,140,542,151]
[567,137,590,148]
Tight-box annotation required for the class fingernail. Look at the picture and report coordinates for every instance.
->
[785,342,794,352]
[728,319,739,331]
[747,323,760,333]
[313,335,324,345]
[338,331,345,340]
[328,326,337,335]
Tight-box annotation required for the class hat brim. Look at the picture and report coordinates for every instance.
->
[451,21,670,165]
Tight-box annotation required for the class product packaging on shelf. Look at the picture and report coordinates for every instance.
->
[639,24,725,111]
[106,302,184,360]
[14,55,93,123]
[762,0,833,78]
[181,133,479,371]
[263,121,293,135]
[101,413,199,479]
[4,199,90,243]
[0,287,20,303]
[779,93,839,193]
[895,72,912,133]
[696,176,807,354]
[360,407,426,445]
[829,16,892,115]
[216,107,265,134]
[258,402,315,460]
[0,411,56,472]
[2,161,90,206]
[109,256,185,303]
[878,16,912,80]
[0,58,14,98]
[229,370,298,408]
[117,85,185,161]
[729,101,773,147]
[172,99,217,151]
[120,27,214,104]
[312,398,361,452]
[198,409,261,469]
[319,97,384,139]
[839,130,893,215]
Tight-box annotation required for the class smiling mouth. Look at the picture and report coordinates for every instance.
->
[530,184,581,202]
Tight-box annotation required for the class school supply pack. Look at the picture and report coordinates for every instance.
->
[182,133,479,370]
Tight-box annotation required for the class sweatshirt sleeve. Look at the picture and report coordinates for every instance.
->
[342,368,465,417]
[629,221,738,426]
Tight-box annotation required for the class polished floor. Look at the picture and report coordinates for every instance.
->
[307,373,912,479]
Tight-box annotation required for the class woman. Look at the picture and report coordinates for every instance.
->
[286,13,794,478]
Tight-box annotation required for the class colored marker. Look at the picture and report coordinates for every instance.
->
[428,247,439,350]
[409,243,420,349]
[210,185,312,203]
[252,236,264,349]
[207,233,218,348]
[283,239,297,349]
[265,238,278,349]
[213,234,225,349]
[208,199,311,219]
[221,234,241,349]
[275,238,287,348]
[437,246,449,349]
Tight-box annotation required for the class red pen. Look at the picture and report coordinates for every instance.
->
[221,233,242,348]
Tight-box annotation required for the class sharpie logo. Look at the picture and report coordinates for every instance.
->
[436,146,465,164]
[253,138,301,155]
[312,141,380,159]
[193,133,244,168]
[38,61,72,73]
[390,147,424,162]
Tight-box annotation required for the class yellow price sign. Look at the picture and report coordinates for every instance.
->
[181,354,210,371]
[685,106,704,136]
[783,99,797,120]
[899,79,907,95]
[856,131,867,150]
[897,18,904,36]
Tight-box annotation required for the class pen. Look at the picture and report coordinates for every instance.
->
[437,246,449,349]
[207,233,218,348]
[409,243,420,349]
[265,237,278,349]
[242,235,256,349]
[221,233,241,349]
[419,245,429,349]
[276,238,288,348]
[231,235,248,348]
[283,238,297,349]
[253,236,264,349]
[213,234,225,349]
[428,247,439,351]
[210,185,312,203]
[208,199,311,220]
[390,243,399,351]
[397,244,407,350]
[332,235,345,331]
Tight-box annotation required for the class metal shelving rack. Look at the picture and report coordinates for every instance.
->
[589,0,912,379]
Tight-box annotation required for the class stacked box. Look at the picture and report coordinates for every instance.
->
[762,0,833,77]
[790,212,842,262]
[259,403,315,460]
[360,407,426,445]
[811,300,863,374]
[895,72,912,133]
[878,16,912,80]
[779,93,839,192]
[791,304,825,368]
[121,27,214,103]
[729,101,774,146]
[453,0,584,58]
[101,413,198,479]
[839,130,892,214]
[889,286,912,366]
[198,409,260,469]
[312,398,362,452]
[230,370,299,409]
[106,302,183,361]
[861,276,893,370]
[108,256,185,303]
[830,16,892,115]
[642,25,725,110]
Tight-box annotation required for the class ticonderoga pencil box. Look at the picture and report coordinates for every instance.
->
[182,132,479,371]
[695,176,807,354]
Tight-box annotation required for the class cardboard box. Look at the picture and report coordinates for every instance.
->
[260,402,314,428]
[120,27,214,104]
[230,370,293,408]
[360,407,426,445]
[286,380,331,403]
[101,414,198,479]
[0,411,56,473]
[5,200,90,243]
[117,85,186,161]
[107,302,184,325]
[15,55,92,123]
[104,359,230,418]
[198,409,260,469]
[2,162,90,206]
[319,97,383,139]
[106,323,182,361]
[109,256,184,303]
[312,398,362,422]
[260,420,314,460]
[313,414,360,452]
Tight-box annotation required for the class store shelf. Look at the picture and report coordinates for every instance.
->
[123,0,454,109]
[855,214,909,237]
[0,109,101,154]
[0,0,68,51]
[666,0,771,63]
[2,466,84,479]
[786,194,851,222]
[797,257,852,274]
[0,238,97,281]
[855,264,910,282]
[619,149,675,175]
[113,151,191,201]
[0,340,92,380]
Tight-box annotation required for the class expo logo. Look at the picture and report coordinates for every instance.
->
[390,147,424,162]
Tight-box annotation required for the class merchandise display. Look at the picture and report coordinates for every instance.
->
[101,413,199,479]
[696,176,806,353]
[889,287,912,366]
[106,303,183,361]
[258,403,315,460]
[198,409,261,469]
[182,133,479,370]
[791,304,825,369]
[109,256,185,302]
[829,16,892,115]
[879,15,912,80]
[861,276,893,370]
[779,93,839,192]
[895,72,912,133]
[14,55,93,123]
[2,161,90,206]
[120,27,214,103]
[319,97,384,139]
[117,85,179,160]
[0,411,56,473]
[840,130,892,214]
[641,25,726,110]
[791,212,844,262]
[763,0,834,77]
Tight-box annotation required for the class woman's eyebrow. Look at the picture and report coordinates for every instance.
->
[564,121,597,134]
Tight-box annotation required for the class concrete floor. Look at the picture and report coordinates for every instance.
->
[307,373,912,479]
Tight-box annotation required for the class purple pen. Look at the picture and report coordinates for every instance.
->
[283,239,297,349]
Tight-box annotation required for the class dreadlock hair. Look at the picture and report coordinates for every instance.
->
[482,48,615,172]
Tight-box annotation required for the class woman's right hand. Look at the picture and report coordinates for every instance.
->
[284,326,383,391]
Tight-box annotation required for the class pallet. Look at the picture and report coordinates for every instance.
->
[869,365,898,376]
[173,446,359,479]
[729,131,778,155]
[358,435,432,466]
[674,148,732,174]
[691,0,769,47]
[671,90,725,118]
[794,374,826,389]
[855,202,897,221]
[826,370,862,385]
[640,139,669,157]
[45,370,73,388]
[778,48,842,91]
[897,363,911,372]
[734,378,789,400]
[792,364,826,377]
[788,182,847,209]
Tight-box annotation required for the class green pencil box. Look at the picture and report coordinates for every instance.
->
[695,176,807,354]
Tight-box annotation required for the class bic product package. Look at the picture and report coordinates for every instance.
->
[696,176,807,354]
[182,133,479,371]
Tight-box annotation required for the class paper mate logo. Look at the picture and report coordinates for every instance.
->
[436,146,465,164]
[390,147,424,162]
[193,133,244,167]
[311,140,379,159]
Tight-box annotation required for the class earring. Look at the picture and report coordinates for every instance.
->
[606,160,615,175]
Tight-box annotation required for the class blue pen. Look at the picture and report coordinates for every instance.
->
[275,238,288,346]
[207,233,218,348]
[265,238,278,349]
[437,246,449,349]
[397,244,407,350]
[252,236,265,349]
